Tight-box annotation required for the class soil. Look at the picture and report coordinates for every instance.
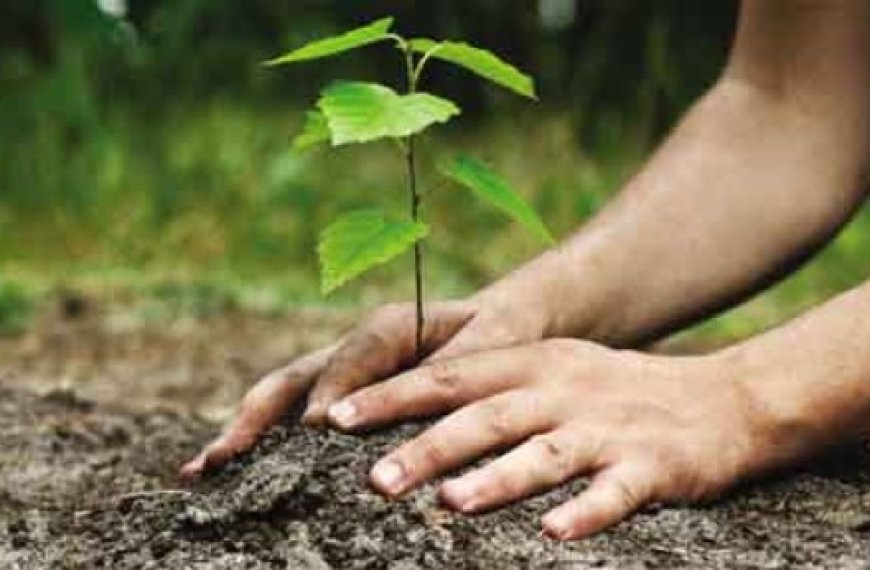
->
[2,298,870,569]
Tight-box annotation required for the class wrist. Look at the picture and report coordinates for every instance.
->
[469,274,551,343]
[472,245,614,343]
[706,340,852,475]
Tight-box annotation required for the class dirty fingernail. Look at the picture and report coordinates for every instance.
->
[541,512,572,540]
[371,460,406,495]
[179,456,205,480]
[301,402,324,426]
[328,400,358,429]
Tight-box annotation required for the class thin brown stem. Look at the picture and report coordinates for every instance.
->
[403,43,425,361]
[407,137,424,361]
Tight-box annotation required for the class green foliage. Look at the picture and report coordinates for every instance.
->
[267,17,545,298]
[7,5,839,344]
[293,111,331,151]
[318,210,429,294]
[317,82,460,146]
[409,39,537,100]
[264,17,395,65]
[441,156,555,245]
[0,281,34,335]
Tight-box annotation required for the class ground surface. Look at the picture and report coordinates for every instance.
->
[1,299,870,569]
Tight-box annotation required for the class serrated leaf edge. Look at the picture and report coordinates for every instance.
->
[441,155,555,245]
[264,17,395,66]
[409,38,537,100]
[292,110,331,151]
[317,210,429,294]
[316,82,460,146]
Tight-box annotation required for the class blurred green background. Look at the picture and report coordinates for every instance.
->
[1,0,869,343]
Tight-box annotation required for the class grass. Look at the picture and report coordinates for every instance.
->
[2,96,870,346]
[0,100,624,298]
[0,280,35,335]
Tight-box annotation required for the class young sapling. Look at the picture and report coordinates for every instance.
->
[266,17,555,360]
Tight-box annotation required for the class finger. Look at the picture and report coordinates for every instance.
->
[424,312,521,364]
[369,388,554,497]
[439,426,605,513]
[303,301,474,425]
[327,347,530,431]
[542,462,655,540]
[180,345,336,479]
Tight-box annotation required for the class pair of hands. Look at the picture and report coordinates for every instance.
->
[181,299,785,540]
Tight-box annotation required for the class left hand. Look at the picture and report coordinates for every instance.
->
[325,339,796,540]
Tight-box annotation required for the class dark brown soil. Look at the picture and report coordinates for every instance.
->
[2,301,870,568]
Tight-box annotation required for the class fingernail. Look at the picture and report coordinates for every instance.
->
[542,512,572,541]
[328,400,358,429]
[440,479,476,512]
[371,460,406,495]
[301,402,324,426]
[178,456,205,481]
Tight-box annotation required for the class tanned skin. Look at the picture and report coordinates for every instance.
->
[182,0,870,539]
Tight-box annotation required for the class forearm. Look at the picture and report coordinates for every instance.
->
[478,1,870,347]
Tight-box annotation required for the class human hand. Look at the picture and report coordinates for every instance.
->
[327,339,803,540]
[180,293,548,479]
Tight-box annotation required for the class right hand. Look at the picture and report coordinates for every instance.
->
[179,295,547,479]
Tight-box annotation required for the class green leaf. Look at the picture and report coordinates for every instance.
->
[264,17,394,65]
[292,110,331,151]
[318,210,429,294]
[317,82,460,145]
[441,156,554,245]
[409,39,537,99]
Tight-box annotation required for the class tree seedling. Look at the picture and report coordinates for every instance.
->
[266,17,554,359]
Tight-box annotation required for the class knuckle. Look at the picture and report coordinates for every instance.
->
[477,400,514,440]
[357,388,393,419]
[653,443,718,502]
[651,445,689,475]
[410,434,451,473]
[426,361,463,401]
[332,334,391,377]
[353,304,415,360]
[348,323,389,353]
[610,476,644,512]
[362,327,392,353]
[528,435,573,479]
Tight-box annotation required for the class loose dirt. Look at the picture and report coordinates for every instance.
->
[1,300,869,568]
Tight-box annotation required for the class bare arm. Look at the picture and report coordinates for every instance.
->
[481,0,870,346]
[183,0,870,476]
[335,274,870,539]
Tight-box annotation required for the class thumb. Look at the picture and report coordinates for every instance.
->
[424,312,531,365]
[180,345,336,480]
[302,300,477,425]
[179,428,255,481]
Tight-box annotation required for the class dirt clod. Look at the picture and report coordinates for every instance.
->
[2,308,870,568]
[2,383,870,569]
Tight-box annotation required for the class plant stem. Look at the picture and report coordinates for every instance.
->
[407,136,424,361]
[404,44,425,361]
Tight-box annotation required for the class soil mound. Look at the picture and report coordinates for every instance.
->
[2,384,870,569]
